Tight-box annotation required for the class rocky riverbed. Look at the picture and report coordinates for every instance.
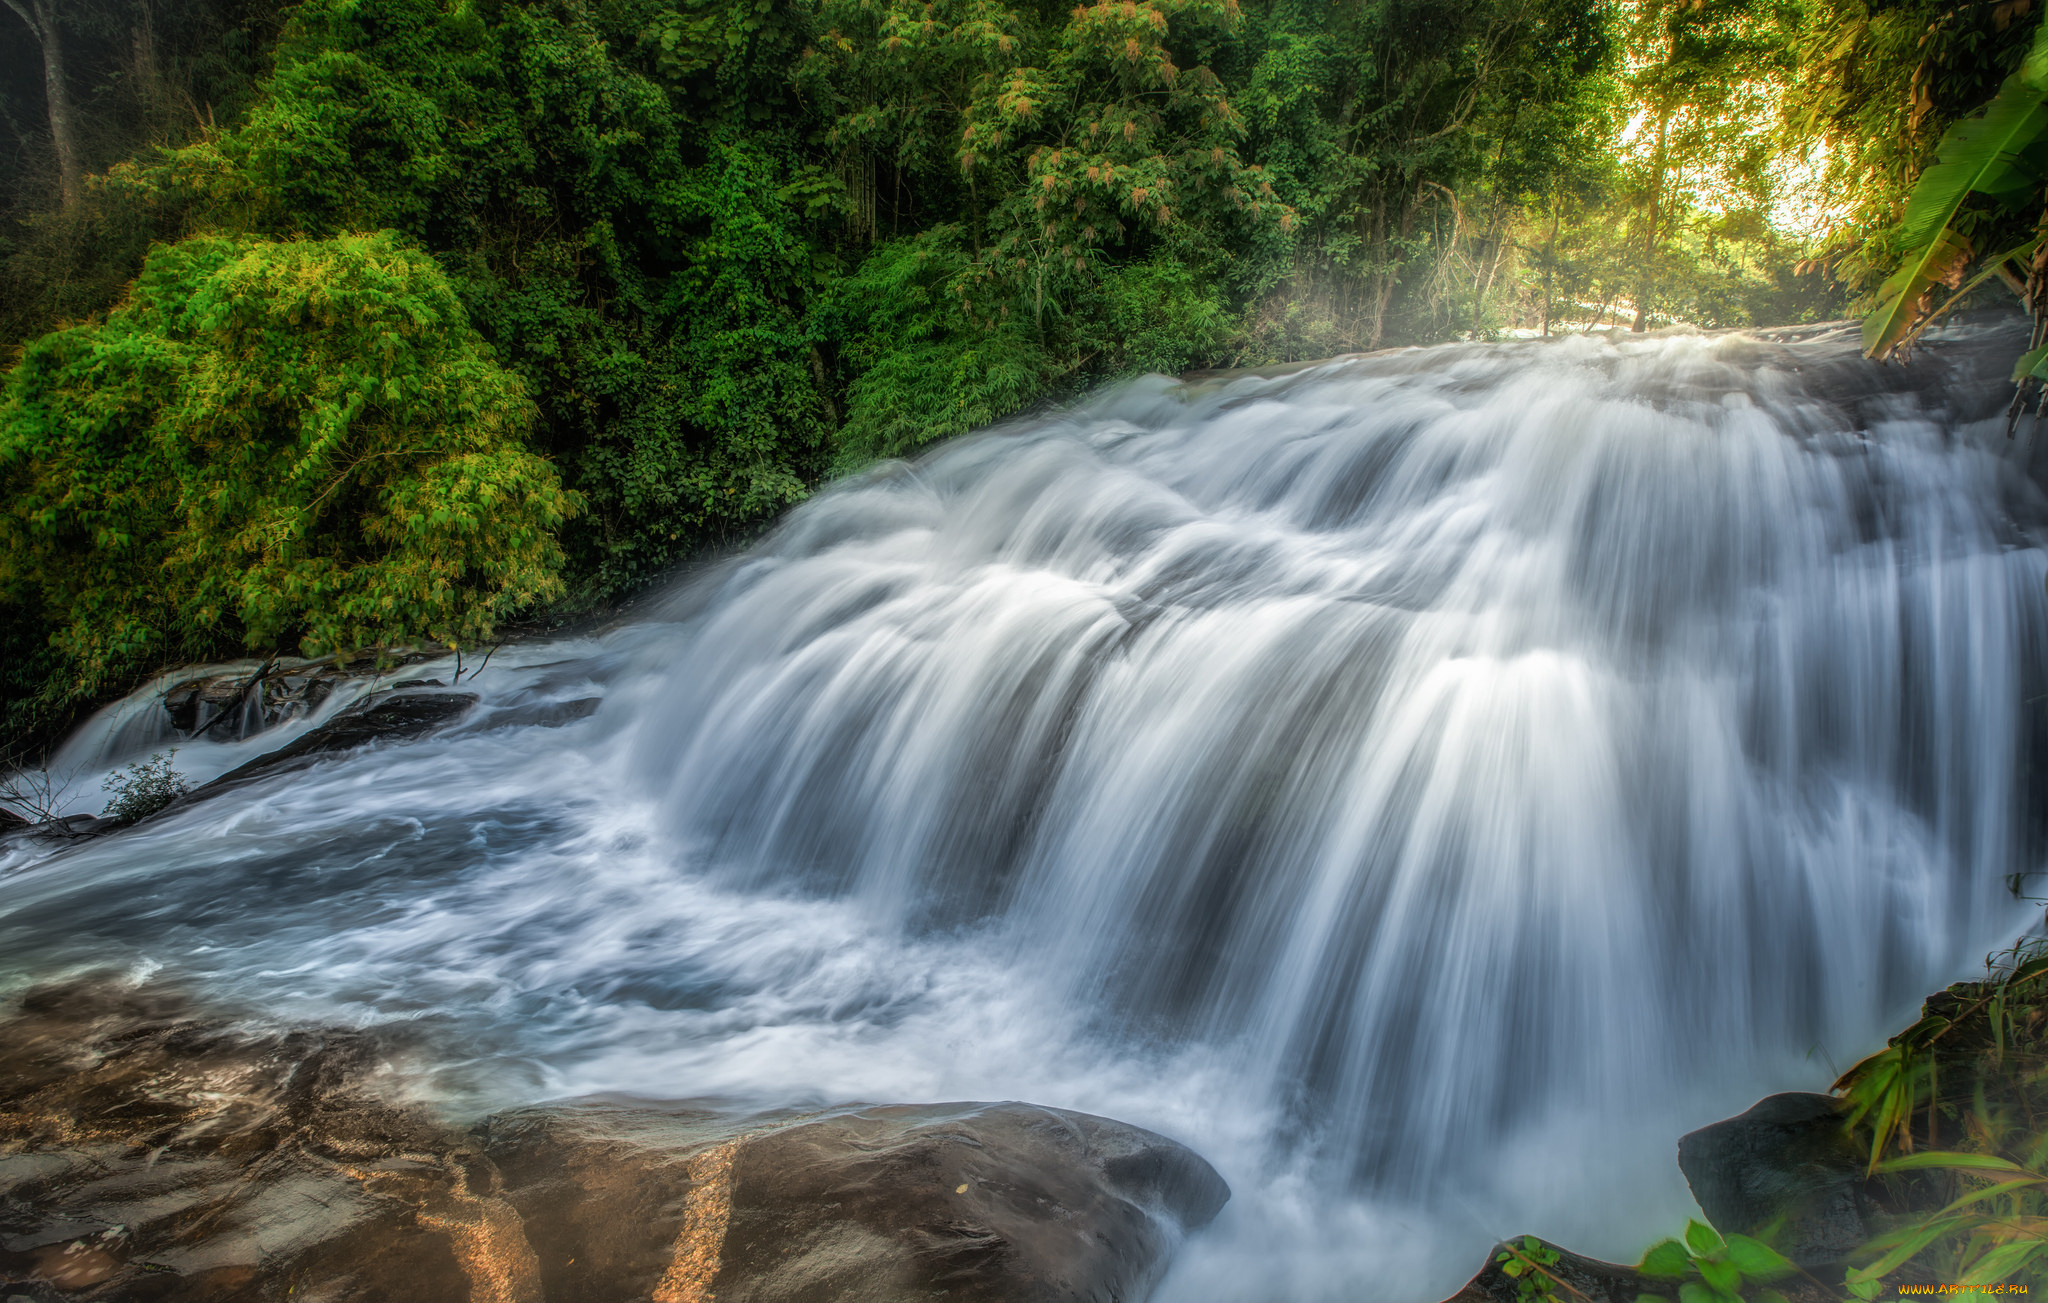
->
[0,981,1228,1302]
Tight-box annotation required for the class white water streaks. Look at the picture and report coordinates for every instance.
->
[4,324,2045,1300]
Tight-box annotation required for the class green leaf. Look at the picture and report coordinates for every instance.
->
[1875,1150,2035,1176]
[1722,1234,1795,1281]
[1640,1239,1692,1279]
[1866,72,2048,359]
[1684,1221,1724,1256]
[1961,1239,2048,1285]
[1696,1256,1741,1296]
[2013,343,2048,383]
[1898,84,2048,251]
[1931,1176,2048,1218]
[1855,1215,1968,1278]
[1895,235,2043,355]
[1863,229,1973,359]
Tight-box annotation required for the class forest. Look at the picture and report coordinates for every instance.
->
[0,0,2042,742]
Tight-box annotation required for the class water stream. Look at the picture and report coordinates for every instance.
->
[4,324,2045,1300]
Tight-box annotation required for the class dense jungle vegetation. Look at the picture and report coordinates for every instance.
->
[0,0,2042,742]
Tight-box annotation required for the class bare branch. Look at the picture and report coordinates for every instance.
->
[0,0,40,39]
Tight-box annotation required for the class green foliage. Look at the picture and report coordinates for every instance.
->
[0,231,576,713]
[100,750,188,825]
[1861,19,2048,360]
[1634,1220,1795,1303]
[818,230,1055,470]
[1495,1236,1562,1302]
[1829,939,2048,1294]
[1787,0,2044,294]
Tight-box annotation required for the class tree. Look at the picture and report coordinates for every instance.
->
[2,0,84,206]
[0,231,580,705]
[1622,0,1795,331]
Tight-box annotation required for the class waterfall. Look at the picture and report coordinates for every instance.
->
[3,325,2044,1299]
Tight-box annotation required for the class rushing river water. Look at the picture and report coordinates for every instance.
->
[4,324,2047,1300]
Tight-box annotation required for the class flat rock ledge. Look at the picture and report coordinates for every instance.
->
[0,982,1227,1303]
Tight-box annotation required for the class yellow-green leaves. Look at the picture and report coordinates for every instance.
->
[0,231,578,696]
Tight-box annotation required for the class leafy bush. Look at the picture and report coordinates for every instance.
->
[816,230,1056,471]
[1830,939,2048,1292]
[100,751,188,825]
[0,231,578,709]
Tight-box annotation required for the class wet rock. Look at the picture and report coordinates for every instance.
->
[0,982,1226,1303]
[0,807,25,831]
[160,656,444,742]
[1436,1235,1842,1303]
[196,690,478,794]
[483,1098,1229,1303]
[162,664,340,740]
[161,674,246,734]
[1677,1092,1872,1266]
[1440,1237,1654,1303]
[465,696,601,732]
[0,813,109,845]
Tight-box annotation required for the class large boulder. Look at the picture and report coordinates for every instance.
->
[480,1099,1228,1303]
[1676,1092,1873,1266]
[0,981,1226,1302]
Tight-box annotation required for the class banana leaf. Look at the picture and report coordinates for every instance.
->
[1864,229,1974,359]
[1865,71,2048,359]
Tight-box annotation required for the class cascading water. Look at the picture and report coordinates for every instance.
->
[3,324,2045,1300]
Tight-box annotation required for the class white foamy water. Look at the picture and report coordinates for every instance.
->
[4,325,2045,1300]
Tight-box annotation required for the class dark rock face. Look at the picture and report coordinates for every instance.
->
[199,690,479,793]
[0,982,1226,1302]
[1677,1092,1872,1266]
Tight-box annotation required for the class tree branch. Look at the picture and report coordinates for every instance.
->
[0,0,40,40]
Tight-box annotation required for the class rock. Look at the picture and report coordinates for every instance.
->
[195,690,478,794]
[1435,1232,1848,1303]
[1438,1237,1656,1303]
[0,807,25,831]
[0,981,1226,1303]
[162,673,248,734]
[1677,1092,1872,1266]
[466,696,601,732]
[482,1098,1229,1303]
[161,656,439,742]
[0,812,109,845]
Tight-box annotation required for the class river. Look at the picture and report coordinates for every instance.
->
[4,323,2044,1300]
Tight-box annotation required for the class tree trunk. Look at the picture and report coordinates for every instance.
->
[1541,186,1561,337]
[1632,110,1669,334]
[1366,194,1417,351]
[4,0,83,207]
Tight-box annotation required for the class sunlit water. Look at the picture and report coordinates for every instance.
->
[5,325,2046,1300]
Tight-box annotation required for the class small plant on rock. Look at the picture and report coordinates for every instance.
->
[101,752,188,825]
[1637,1220,1796,1303]
[1495,1236,1562,1301]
